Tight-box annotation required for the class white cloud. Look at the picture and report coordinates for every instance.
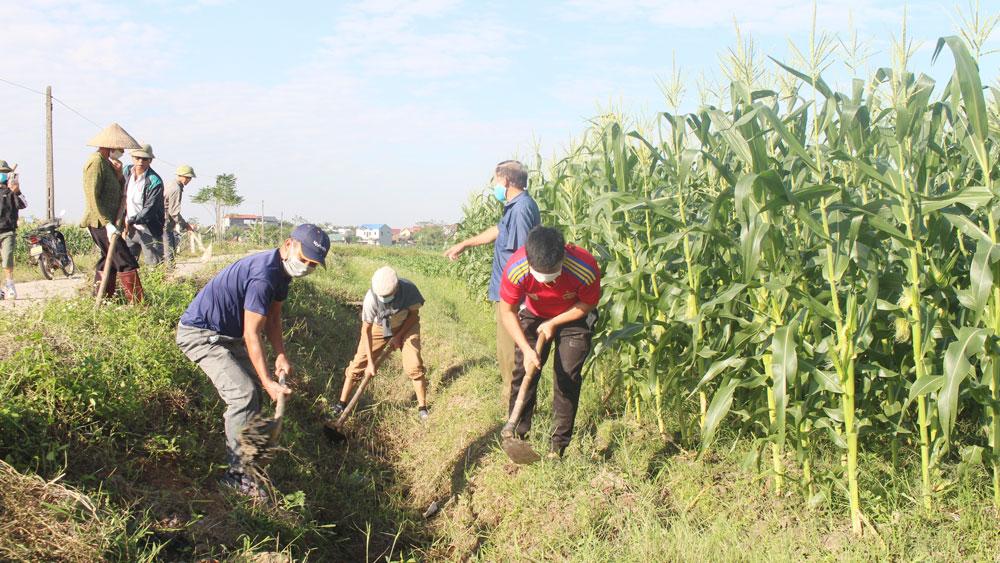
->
[560,0,933,34]
[318,0,514,80]
[0,0,537,226]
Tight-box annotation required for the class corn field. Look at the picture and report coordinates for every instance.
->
[455,26,1000,532]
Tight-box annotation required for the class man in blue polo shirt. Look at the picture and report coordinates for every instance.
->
[445,160,540,403]
[176,224,330,496]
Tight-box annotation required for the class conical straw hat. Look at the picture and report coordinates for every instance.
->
[87,123,141,149]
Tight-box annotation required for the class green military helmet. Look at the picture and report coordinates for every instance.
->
[176,164,196,178]
[0,160,13,173]
[131,144,155,159]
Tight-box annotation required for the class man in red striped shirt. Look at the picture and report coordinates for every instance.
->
[499,226,601,458]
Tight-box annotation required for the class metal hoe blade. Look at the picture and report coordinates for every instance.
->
[323,422,348,443]
[501,437,541,464]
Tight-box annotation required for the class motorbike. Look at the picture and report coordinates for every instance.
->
[24,219,75,280]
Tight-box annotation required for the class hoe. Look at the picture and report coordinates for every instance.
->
[323,347,391,444]
[237,371,288,485]
[501,337,547,464]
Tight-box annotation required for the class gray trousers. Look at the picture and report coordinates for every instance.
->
[176,323,261,470]
[163,229,179,264]
[125,228,163,266]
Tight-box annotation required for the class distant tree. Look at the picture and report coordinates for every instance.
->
[413,225,446,248]
[192,174,243,241]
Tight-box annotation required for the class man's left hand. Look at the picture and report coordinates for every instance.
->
[275,354,292,378]
[537,321,556,342]
[389,335,403,350]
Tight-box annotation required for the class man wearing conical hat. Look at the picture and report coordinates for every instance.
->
[81,123,144,302]
[0,160,27,300]
[163,164,196,266]
[121,143,166,268]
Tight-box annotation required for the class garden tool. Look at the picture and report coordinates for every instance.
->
[501,336,547,464]
[323,346,391,444]
[94,230,120,306]
[236,371,288,473]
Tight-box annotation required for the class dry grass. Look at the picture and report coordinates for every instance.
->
[0,459,119,562]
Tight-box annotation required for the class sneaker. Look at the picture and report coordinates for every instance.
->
[219,470,266,500]
[3,283,14,300]
[418,407,429,421]
[330,402,346,420]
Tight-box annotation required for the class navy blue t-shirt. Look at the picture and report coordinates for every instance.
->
[489,192,540,301]
[180,249,291,337]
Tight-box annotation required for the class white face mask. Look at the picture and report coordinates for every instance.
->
[376,292,396,303]
[530,267,561,284]
[110,149,124,160]
[283,254,314,278]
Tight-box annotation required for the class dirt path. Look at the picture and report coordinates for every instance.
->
[0,254,241,310]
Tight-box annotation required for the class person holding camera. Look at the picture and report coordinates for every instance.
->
[0,161,27,300]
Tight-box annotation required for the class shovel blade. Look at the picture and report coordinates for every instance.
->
[502,437,541,464]
[323,422,348,444]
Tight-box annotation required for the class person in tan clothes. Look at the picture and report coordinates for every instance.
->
[332,266,429,420]
[80,123,144,302]
[163,164,196,265]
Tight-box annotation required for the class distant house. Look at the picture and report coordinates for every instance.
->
[329,232,347,244]
[391,228,402,243]
[223,214,279,229]
[357,223,393,246]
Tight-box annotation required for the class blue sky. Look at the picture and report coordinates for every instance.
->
[2,0,996,228]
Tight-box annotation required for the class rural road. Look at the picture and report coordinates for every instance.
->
[0,254,239,310]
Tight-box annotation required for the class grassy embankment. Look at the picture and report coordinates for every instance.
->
[1,245,998,561]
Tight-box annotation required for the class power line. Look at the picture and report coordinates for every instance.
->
[0,76,101,128]
[50,97,101,128]
[0,75,232,219]
[0,76,46,96]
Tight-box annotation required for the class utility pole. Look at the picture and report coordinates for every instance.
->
[45,86,54,220]
[260,199,264,245]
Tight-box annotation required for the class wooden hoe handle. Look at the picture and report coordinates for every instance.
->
[95,231,120,307]
[502,336,547,438]
[334,346,391,429]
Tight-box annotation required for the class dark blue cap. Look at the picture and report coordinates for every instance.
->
[290,223,330,266]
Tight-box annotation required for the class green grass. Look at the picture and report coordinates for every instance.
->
[1,246,997,561]
[321,247,1000,561]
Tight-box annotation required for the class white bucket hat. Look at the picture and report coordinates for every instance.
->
[372,266,399,297]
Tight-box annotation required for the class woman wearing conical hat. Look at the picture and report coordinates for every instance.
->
[81,123,145,303]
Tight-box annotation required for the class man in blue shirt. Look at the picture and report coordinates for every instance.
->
[445,160,540,403]
[176,224,330,496]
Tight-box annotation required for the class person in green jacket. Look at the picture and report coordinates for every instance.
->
[81,123,145,302]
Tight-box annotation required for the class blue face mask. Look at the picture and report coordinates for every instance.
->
[0,174,7,184]
[493,184,507,202]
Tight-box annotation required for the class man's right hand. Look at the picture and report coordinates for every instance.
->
[443,242,465,261]
[365,363,377,378]
[521,345,541,375]
[263,377,291,402]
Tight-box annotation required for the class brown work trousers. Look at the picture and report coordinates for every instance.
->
[345,322,426,382]
[508,309,595,451]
